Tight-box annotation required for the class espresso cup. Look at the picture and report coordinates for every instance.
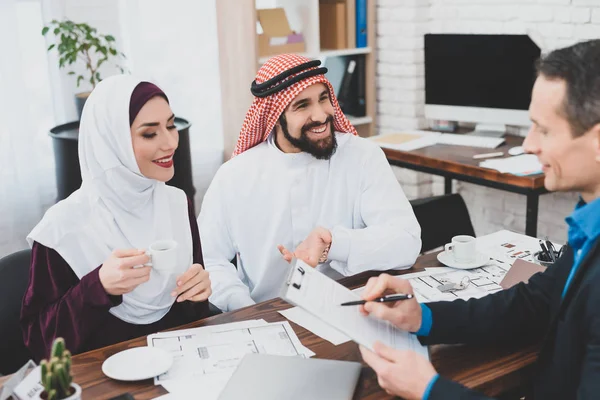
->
[145,240,178,272]
[444,235,476,263]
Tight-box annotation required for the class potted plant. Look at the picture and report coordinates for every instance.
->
[42,19,127,118]
[38,338,81,400]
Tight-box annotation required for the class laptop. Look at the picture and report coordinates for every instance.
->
[217,354,362,400]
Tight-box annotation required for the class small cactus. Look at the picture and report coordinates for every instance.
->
[40,338,75,400]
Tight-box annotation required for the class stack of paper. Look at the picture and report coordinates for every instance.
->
[435,133,505,149]
[278,284,383,346]
[479,154,543,176]
[148,319,313,400]
[280,261,428,359]
[370,131,438,151]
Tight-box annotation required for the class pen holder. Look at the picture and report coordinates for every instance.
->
[533,251,558,268]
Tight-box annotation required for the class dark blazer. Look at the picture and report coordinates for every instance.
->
[419,240,600,399]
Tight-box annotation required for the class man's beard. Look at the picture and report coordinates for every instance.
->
[280,114,337,160]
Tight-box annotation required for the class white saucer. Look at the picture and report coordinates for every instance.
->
[102,347,173,381]
[437,251,490,270]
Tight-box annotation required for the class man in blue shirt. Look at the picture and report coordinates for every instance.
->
[359,39,600,399]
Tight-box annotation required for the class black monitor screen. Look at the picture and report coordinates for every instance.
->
[424,34,541,110]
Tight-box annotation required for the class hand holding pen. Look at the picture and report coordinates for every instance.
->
[341,293,413,306]
[357,273,423,333]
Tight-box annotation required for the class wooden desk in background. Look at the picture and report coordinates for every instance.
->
[0,253,539,400]
[382,134,548,237]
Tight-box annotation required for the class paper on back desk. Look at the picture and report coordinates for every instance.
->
[370,131,439,151]
[479,154,543,176]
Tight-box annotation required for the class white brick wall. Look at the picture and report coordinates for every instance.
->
[377,0,600,243]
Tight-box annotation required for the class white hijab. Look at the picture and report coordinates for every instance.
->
[28,75,193,324]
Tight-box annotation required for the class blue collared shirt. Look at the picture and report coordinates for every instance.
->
[562,196,600,298]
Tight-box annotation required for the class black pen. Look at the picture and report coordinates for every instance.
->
[340,293,413,306]
[545,240,557,262]
[539,240,551,261]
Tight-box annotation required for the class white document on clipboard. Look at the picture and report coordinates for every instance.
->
[279,260,429,359]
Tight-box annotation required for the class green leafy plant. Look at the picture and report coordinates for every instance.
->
[40,338,74,400]
[42,19,126,90]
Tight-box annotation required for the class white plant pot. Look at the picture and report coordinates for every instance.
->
[38,383,82,400]
[65,383,82,400]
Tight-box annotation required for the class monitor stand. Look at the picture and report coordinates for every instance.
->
[466,123,506,138]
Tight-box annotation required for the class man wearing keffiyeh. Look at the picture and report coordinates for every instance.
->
[198,54,421,312]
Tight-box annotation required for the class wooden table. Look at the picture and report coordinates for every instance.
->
[383,134,548,237]
[1,253,539,399]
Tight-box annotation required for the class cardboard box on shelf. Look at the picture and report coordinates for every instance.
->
[257,8,305,58]
[319,1,347,50]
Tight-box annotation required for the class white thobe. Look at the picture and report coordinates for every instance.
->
[198,133,421,311]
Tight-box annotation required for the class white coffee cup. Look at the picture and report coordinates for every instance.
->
[145,240,178,272]
[444,235,476,263]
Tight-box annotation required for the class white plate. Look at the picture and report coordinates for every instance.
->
[437,251,490,270]
[102,347,173,381]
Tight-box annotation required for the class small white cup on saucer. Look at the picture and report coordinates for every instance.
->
[439,235,489,269]
[444,235,477,263]
[145,240,178,272]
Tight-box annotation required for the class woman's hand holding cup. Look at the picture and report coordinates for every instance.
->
[171,264,212,303]
[99,249,151,296]
[99,242,211,302]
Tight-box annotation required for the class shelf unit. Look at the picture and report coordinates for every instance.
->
[258,46,372,65]
[216,0,376,158]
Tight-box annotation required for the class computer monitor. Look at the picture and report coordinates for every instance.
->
[424,34,541,136]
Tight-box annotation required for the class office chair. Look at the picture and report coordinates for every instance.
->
[410,193,475,253]
[0,249,33,375]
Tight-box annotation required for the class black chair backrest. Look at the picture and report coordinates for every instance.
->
[0,249,33,375]
[410,193,476,253]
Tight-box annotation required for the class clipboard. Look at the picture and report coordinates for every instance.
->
[279,259,428,358]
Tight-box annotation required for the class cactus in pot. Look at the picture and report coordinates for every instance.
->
[39,338,81,400]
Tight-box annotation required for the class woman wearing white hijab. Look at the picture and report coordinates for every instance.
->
[21,75,212,360]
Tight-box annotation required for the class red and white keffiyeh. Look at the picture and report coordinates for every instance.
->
[233,53,358,157]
